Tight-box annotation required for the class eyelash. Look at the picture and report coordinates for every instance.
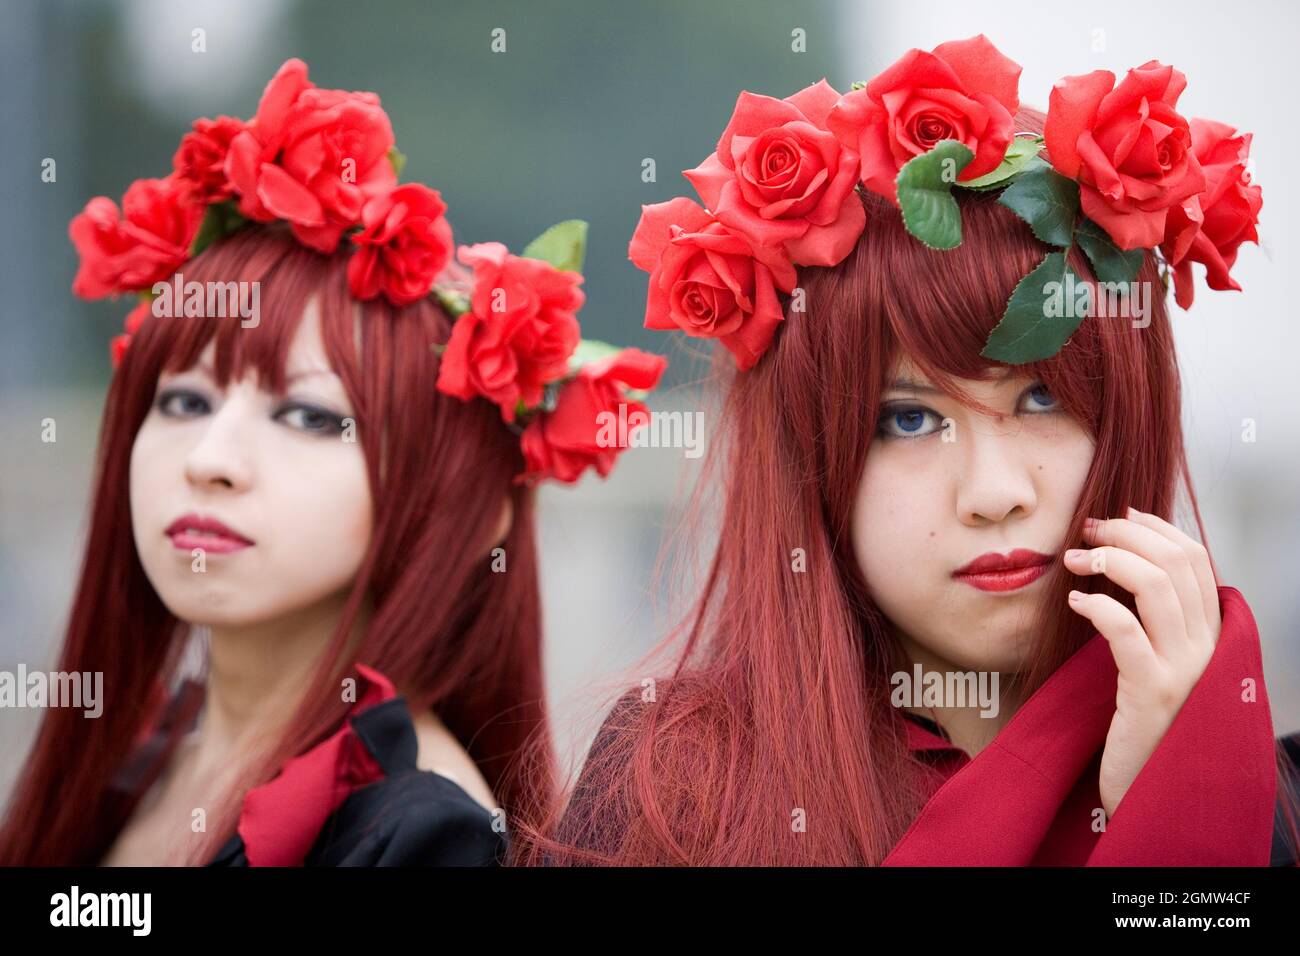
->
[875,383,1060,441]
[154,387,348,436]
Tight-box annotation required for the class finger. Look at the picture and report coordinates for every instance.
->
[1063,545,1186,659]
[1124,507,1220,642]
[1067,589,1160,682]
[1082,514,1209,648]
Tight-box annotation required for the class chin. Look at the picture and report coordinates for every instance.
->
[152,581,259,627]
[925,620,1034,673]
[968,637,1034,674]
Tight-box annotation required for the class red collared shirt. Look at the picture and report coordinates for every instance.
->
[556,585,1296,865]
[886,586,1283,865]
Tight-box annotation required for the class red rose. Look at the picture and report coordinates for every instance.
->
[629,196,797,371]
[1159,119,1261,309]
[1045,60,1206,251]
[435,242,585,421]
[683,79,865,267]
[519,348,668,484]
[109,300,153,369]
[69,174,204,299]
[173,115,245,203]
[225,58,397,254]
[347,183,454,306]
[828,34,1021,203]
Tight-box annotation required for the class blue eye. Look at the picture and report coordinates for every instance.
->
[1022,383,1059,412]
[877,406,942,439]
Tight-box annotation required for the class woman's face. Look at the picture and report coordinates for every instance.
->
[129,300,372,628]
[850,355,1095,674]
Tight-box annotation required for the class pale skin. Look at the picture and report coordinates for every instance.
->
[102,301,509,866]
[851,355,1220,821]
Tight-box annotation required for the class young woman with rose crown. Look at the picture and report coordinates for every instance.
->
[0,58,665,866]
[512,35,1300,866]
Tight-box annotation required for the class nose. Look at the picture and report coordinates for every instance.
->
[183,392,255,493]
[953,419,1038,526]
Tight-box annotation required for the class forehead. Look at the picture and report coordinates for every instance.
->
[191,297,330,372]
[173,301,341,393]
[888,355,1025,391]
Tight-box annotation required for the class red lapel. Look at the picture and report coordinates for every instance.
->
[886,587,1276,865]
[236,663,397,866]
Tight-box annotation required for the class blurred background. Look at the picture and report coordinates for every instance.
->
[2,0,1297,804]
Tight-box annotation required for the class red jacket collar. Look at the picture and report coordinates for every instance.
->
[886,586,1277,865]
[236,663,399,866]
[903,713,962,752]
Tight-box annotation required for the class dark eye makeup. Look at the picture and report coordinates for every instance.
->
[154,386,348,437]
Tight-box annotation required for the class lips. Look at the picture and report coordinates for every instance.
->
[164,512,254,554]
[953,548,1053,593]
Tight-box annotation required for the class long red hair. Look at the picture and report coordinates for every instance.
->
[0,224,555,865]
[511,107,1299,865]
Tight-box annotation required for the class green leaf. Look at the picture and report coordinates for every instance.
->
[956,136,1045,191]
[189,201,247,258]
[433,286,470,317]
[981,251,1091,364]
[522,220,588,273]
[997,164,1079,247]
[1074,217,1144,286]
[567,337,623,375]
[850,80,866,91]
[895,140,975,250]
[388,146,406,180]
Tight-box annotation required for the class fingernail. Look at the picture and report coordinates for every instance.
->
[1126,506,1141,519]
[1064,549,1086,560]
[1068,590,1084,602]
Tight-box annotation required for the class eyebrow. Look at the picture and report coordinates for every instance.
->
[886,370,1018,395]
[180,363,337,386]
[285,368,337,384]
[886,378,945,395]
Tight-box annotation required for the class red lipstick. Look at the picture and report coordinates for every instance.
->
[953,548,1053,593]
[165,513,254,554]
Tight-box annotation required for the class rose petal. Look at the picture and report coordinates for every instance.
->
[256,162,326,227]
[931,34,1022,114]
[1044,70,1115,179]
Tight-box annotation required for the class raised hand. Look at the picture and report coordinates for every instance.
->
[1063,507,1222,820]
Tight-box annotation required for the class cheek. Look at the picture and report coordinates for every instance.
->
[261,442,373,596]
[129,419,179,548]
[128,418,224,623]
[1037,422,1096,512]
[851,447,945,599]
